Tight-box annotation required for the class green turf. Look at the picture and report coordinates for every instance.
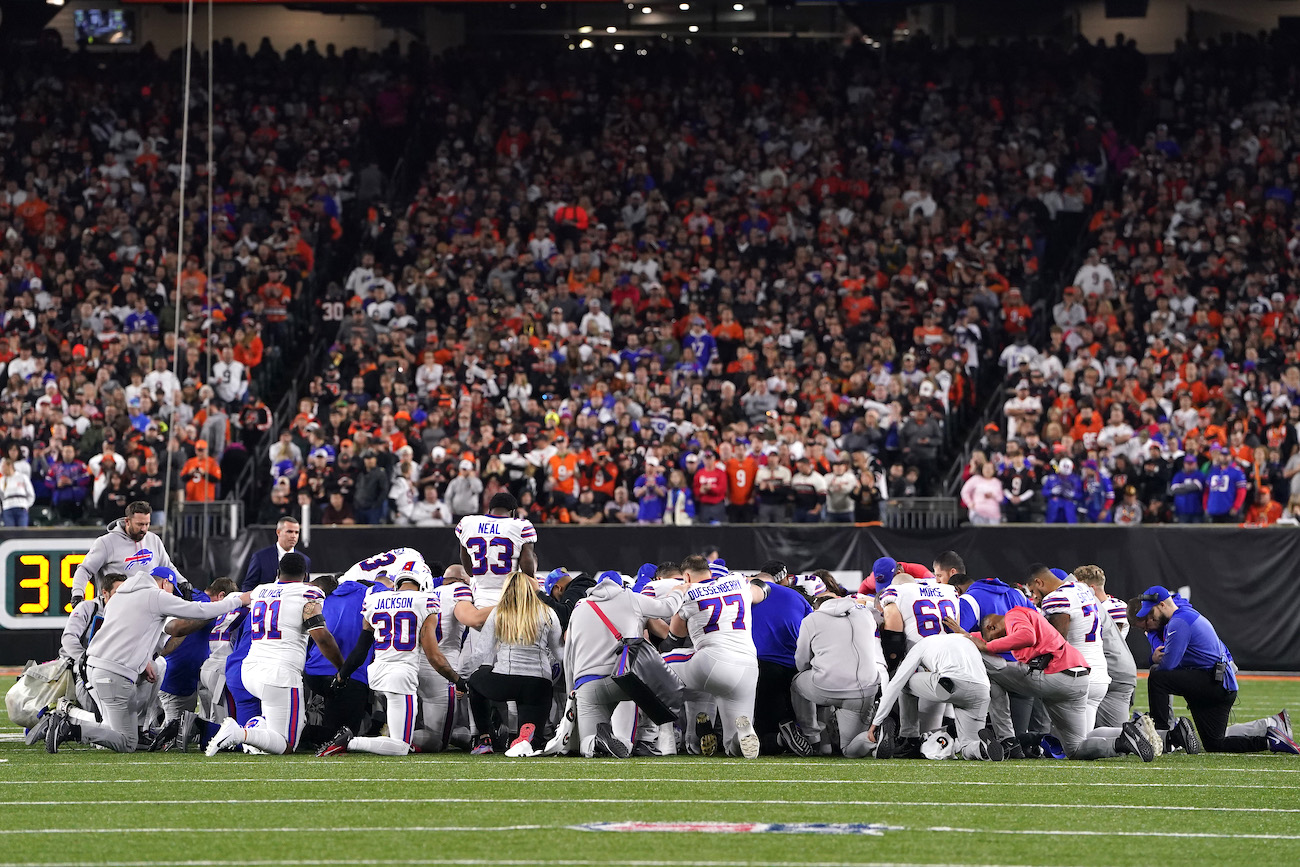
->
[1,677,1298,867]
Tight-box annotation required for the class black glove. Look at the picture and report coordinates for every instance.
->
[330,675,348,691]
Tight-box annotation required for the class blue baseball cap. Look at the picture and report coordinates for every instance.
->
[632,562,657,594]
[151,566,180,587]
[543,567,569,595]
[872,557,898,586]
[1050,568,1070,582]
[596,570,622,586]
[1136,585,1171,619]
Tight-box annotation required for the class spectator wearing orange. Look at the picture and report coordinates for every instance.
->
[1245,489,1283,527]
[722,443,758,523]
[547,437,580,507]
[182,440,221,502]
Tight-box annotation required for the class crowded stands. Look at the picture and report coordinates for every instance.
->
[966,33,1300,526]
[14,31,1300,529]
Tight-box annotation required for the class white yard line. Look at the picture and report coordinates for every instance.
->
[0,776,1293,791]
[0,860,1040,867]
[0,796,1294,814]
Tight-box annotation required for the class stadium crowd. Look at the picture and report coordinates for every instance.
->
[21,504,1299,761]
[966,33,1300,526]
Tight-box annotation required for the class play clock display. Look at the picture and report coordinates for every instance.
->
[0,538,95,630]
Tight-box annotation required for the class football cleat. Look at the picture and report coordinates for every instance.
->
[874,717,898,760]
[470,735,494,755]
[735,715,760,759]
[1117,721,1155,762]
[1173,717,1201,755]
[593,723,630,759]
[149,718,181,752]
[316,726,353,757]
[205,718,243,757]
[778,719,814,757]
[509,723,536,752]
[631,741,660,757]
[173,711,199,753]
[1267,726,1300,755]
[1001,737,1026,760]
[978,728,1004,761]
[1273,710,1293,740]
[696,712,717,757]
[45,708,74,754]
[24,709,51,747]
[1137,714,1164,758]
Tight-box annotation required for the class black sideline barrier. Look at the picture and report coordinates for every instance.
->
[3,526,1298,671]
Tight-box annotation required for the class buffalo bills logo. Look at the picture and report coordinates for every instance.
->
[124,549,154,570]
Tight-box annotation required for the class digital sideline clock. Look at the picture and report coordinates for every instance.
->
[0,538,98,631]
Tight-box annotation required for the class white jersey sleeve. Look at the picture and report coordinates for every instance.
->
[339,547,428,584]
[881,579,960,646]
[1101,593,1130,639]
[1040,582,1109,674]
[363,589,438,694]
[432,582,474,667]
[678,575,757,657]
[206,610,238,666]
[456,515,537,605]
[242,581,325,685]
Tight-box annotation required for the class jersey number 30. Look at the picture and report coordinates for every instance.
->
[464,536,514,576]
[373,610,419,652]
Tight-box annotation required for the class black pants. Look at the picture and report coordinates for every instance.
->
[467,667,552,749]
[1209,512,1237,524]
[1147,668,1267,753]
[755,659,797,753]
[303,674,371,746]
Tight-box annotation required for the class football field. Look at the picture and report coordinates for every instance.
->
[2,677,1298,867]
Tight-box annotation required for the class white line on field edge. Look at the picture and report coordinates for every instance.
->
[0,860,1037,867]
[0,796,1295,814]
[0,776,1293,791]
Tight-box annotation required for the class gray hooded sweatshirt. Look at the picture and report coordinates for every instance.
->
[564,579,685,691]
[73,518,181,597]
[85,573,243,681]
[794,596,881,700]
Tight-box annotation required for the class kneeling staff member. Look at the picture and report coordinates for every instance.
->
[944,609,1161,762]
[46,569,251,752]
[791,595,883,758]
[869,632,1002,761]
[565,574,686,758]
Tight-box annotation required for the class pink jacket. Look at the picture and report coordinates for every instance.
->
[961,474,1004,521]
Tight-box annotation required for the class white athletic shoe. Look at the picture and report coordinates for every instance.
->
[735,715,760,759]
[1137,713,1164,758]
[505,740,539,758]
[204,717,243,757]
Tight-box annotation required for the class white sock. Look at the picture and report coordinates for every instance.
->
[348,736,411,756]
[66,707,97,725]
[240,717,288,755]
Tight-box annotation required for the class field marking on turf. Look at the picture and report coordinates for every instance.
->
[1,796,1298,815]
[1,823,1299,843]
[925,826,1300,841]
[0,861,1038,867]
[0,776,1293,791]
[22,758,1300,775]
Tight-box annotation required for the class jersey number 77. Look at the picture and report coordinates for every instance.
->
[464,536,514,576]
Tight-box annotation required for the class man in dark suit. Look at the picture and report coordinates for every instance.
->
[242,516,310,591]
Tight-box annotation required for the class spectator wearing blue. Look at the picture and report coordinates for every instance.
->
[1204,445,1248,524]
[1042,458,1083,524]
[1137,586,1298,754]
[303,573,371,746]
[633,457,668,524]
[748,561,815,756]
[1169,454,1207,523]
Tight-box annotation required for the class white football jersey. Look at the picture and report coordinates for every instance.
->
[243,581,325,686]
[679,574,756,657]
[640,578,685,598]
[339,547,429,585]
[207,610,238,666]
[363,589,438,694]
[1040,582,1110,677]
[430,581,473,668]
[455,514,537,606]
[1099,592,1130,639]
[880,579,960,647]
